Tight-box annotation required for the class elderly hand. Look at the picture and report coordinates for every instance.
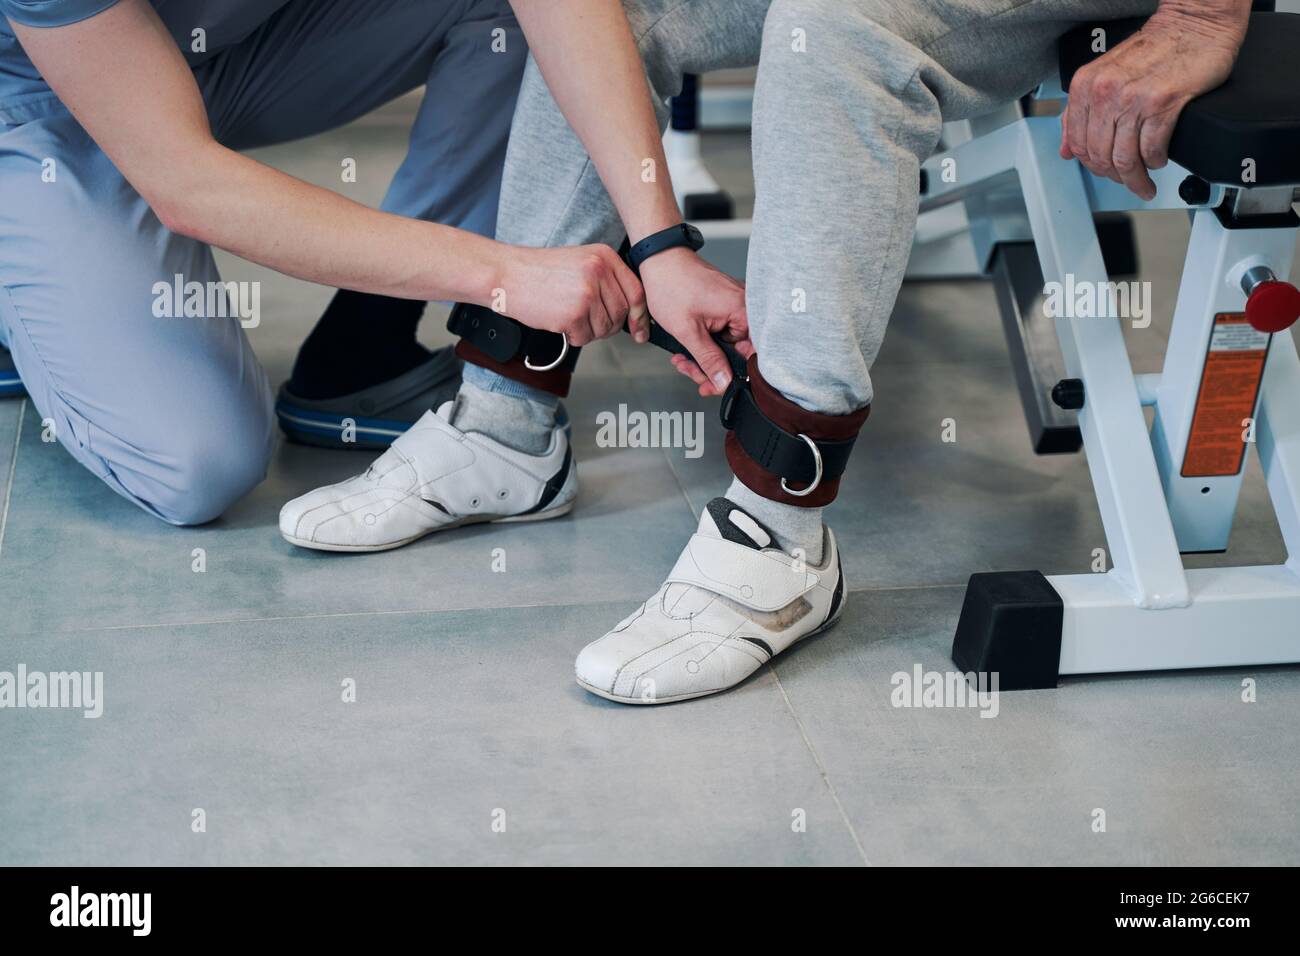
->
[1059,0,1250,200]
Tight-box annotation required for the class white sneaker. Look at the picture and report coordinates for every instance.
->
[280,402,575,552]
[575,497,844,704]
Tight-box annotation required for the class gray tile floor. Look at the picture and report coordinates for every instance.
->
[3,94,1299,865]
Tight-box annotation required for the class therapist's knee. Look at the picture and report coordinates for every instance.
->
[146,425,273,527]
[138,393,275,527]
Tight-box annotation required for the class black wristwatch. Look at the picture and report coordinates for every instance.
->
[627,222,705,274]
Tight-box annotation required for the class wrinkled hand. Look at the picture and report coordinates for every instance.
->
[1060,6,1246,200]
[638,247,753,396]
[504,244,646,346]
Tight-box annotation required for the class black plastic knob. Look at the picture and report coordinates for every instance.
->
[1051,378,1085,410]
[1178,175,1211,206]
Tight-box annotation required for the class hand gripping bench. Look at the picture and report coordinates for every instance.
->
[935,8,1300,688]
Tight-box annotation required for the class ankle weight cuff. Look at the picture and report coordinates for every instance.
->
[449,303,580,397]
[723,356,869,507]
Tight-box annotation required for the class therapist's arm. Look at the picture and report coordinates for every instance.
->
[10,0,642,346]
[510,0,752,395]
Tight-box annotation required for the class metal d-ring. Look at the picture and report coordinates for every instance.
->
[781,433,823,498]
[523,333,569,372]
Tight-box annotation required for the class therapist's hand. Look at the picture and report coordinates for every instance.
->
[639,248,753,397]
[501,244,647,347]
[1060,0,1249,200]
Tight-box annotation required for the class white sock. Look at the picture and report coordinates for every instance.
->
[724,477,825,565]
[451,378,556,455]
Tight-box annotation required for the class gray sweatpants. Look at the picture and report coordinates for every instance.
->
[495,0,1158,415]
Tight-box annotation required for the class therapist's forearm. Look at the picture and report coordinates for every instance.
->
[510,0,681,243]
[162,142,505,305]
[12,0,509,307]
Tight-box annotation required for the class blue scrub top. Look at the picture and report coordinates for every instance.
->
[1,0,290,109]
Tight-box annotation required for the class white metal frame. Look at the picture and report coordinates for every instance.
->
[921,111,1300,678]
[664,125,727,212]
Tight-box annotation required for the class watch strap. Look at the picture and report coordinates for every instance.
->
[627,223,704,274]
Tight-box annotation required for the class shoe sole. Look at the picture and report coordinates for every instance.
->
[276,404,410,450]
[576,598,846,706]
[276,351,461,450]
[280,498,576,553]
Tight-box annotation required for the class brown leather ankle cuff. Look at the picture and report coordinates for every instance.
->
[724,355,870,507]
[454,340,575,398]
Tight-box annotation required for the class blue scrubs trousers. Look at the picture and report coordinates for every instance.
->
[0,0,525,523]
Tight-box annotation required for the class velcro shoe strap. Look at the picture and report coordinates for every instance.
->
[666,534,820,612]
[391,415,474,488]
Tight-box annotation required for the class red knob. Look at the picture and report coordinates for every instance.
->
[1245,280,1300,334]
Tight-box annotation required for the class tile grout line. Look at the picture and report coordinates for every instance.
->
[660,442,701,522]
[770,666,872,866]
[58,580,969,637]
[604,336,708,513]
[0,398,25,561]
[77,602,581,633]
[620,360,703,523]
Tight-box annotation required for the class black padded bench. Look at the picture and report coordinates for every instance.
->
[1058,11,1300,186]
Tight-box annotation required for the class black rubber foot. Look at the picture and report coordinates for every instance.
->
[683,191,734,221]
[951,571,1063,690]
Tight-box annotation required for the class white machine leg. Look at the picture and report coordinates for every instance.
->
[1257,331,1300,573]
[1015,119,1189,608]
[948,114,1300,687]
[1148,212,1298,553]
[664,74,734,221]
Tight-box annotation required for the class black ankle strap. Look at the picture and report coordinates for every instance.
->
[447,303,581,373]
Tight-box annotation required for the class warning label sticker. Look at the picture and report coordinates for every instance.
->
[1181,313,1270,478]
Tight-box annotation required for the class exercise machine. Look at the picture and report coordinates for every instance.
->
[944,7,1300,687]
[663,74,754,279]
[665,74,736,221]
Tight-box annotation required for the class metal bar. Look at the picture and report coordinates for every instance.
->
[1015,117,1190,608]
[1149,212,1297,552]
[990,242,1081,454]
[1051,565,1300,675]
[1257,329,1300,573]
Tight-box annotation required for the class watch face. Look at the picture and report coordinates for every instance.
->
[684,223,704,248]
